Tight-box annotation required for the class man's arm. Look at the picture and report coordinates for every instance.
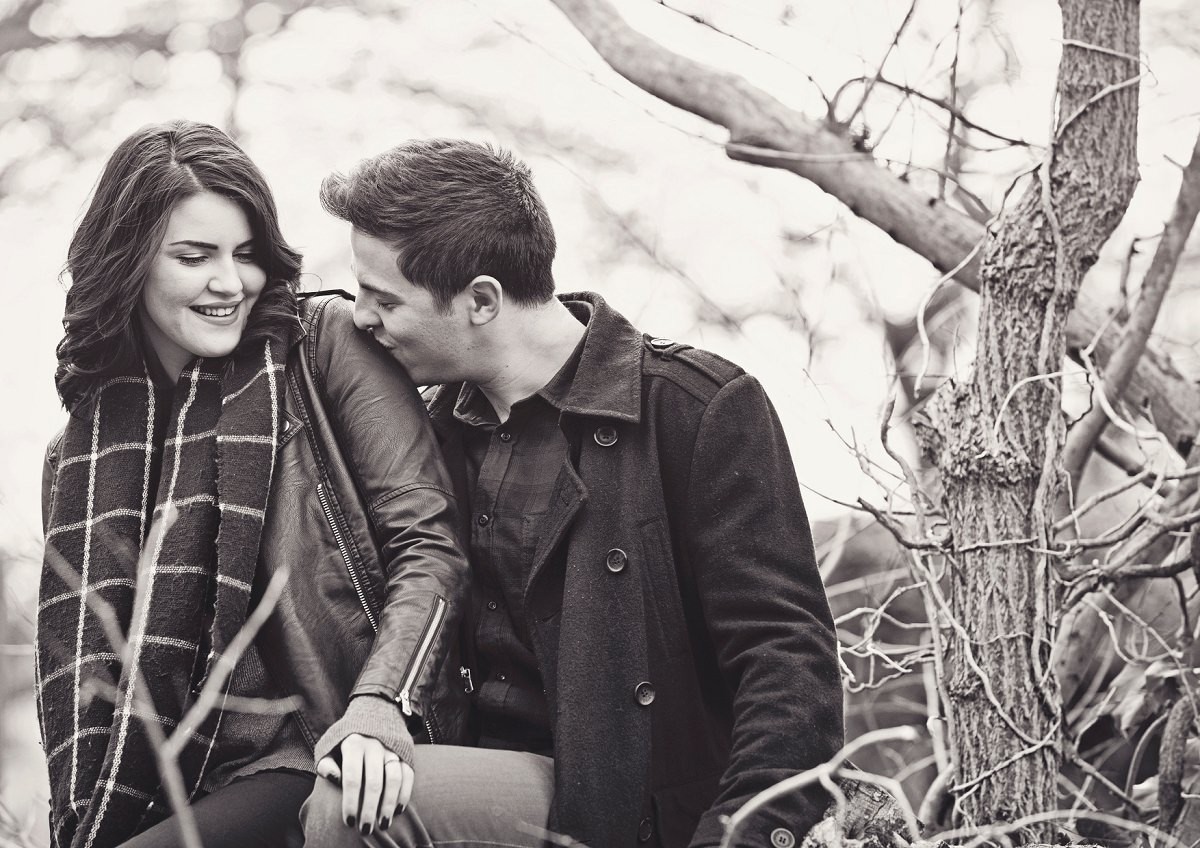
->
[683,373,843,846]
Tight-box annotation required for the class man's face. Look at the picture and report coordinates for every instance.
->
[349,228,470,385]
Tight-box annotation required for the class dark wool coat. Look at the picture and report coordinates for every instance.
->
[425,292,844,848]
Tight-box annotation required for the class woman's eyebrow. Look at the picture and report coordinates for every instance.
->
[166,239,255,249]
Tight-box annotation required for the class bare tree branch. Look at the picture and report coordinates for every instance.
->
[546,0,1200,457]
[1063,128,1200,488]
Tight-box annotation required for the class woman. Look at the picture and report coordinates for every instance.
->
[36,120,468,848]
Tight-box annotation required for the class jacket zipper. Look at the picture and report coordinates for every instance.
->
[316,481,378,633]
[396,596,447,717]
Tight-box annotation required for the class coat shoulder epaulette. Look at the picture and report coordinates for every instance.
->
[641,335,744,403]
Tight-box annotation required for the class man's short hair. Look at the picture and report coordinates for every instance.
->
[321,139,557,309]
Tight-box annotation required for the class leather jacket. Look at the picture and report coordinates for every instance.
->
[43,293,470,749]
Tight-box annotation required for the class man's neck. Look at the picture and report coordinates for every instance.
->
[476,299,586,422]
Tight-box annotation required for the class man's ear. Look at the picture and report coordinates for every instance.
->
[465,275,502,326]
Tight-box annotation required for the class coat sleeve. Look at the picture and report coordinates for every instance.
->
[684,373,843,847]
[311,298,470,722]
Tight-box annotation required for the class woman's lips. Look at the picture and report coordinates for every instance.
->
[190,302,242,324]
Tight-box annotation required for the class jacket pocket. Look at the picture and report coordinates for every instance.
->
[652,771,722,848]
[638,516,690,660]
[316,480,378,633]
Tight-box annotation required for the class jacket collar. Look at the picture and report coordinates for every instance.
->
[553,291,642,423]
[427,291,644,425]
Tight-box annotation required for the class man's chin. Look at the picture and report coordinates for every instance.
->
[389,354,432,384]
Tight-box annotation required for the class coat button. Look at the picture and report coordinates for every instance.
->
[770,828,795,848]
[477,513,491,526]
[649,337,673,350]
[487,600,498,611]
[594,425,618,447]
[637,816,653,842]
[634,681,655,706]
[605,548,628,573]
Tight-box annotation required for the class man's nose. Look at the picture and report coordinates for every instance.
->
[352,298,379,331]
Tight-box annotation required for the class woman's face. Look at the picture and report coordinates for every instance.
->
[139,191,267,380]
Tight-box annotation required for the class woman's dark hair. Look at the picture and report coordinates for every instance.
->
[57,119,302,412]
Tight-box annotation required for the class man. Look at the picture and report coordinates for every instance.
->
[302,139,843,848]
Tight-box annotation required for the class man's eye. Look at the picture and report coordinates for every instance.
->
[178,255,206,266]
[378,302,397,311]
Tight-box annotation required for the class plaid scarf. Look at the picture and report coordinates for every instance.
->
[37,340,286,848]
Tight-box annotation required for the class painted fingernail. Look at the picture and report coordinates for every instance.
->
[360,823,371,835]
[380,817,391,830]
[345,815,355,828]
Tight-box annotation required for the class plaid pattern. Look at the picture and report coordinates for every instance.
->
[37,340,286,848]
[454,327,584,752]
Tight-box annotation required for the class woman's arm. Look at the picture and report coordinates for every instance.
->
[305,295,469,834]
[310,295,469,715]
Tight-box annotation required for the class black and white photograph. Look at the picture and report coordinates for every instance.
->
[1,0,1199,845]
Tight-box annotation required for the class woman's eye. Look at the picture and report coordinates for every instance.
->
[178,255,206,266]
[234,252,257,264]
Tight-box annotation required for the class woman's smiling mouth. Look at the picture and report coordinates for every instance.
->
[191,302,241,318]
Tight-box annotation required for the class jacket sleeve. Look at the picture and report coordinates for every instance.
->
[312,298,470,722]
[684,374,843,847]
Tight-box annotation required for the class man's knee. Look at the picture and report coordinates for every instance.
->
[301,777,426,848]
[299,777,359,848]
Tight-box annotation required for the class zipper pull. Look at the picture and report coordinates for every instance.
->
[397,691,413,716]
[460,666,475,694]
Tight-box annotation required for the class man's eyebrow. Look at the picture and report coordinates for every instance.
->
[357,279,395,299]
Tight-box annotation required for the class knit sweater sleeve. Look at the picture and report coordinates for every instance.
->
[313,695,415,767]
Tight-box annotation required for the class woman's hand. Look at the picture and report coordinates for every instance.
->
[316,732,415,835]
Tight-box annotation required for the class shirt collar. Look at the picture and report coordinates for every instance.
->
[451,301,590,426]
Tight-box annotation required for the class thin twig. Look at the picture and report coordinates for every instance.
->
[718,726,922,848]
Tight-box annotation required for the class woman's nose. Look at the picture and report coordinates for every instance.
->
[208,259,244,296]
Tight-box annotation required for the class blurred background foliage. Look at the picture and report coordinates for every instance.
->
[2,0,1199,843]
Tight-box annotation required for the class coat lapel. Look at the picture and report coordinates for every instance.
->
[524,457,587,603]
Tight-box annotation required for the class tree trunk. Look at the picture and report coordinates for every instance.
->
[912,0,1139,834]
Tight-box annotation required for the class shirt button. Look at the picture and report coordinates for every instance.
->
[594,425,618,447]
[637,817,653,842]
[605,548,628,573]
[634,681,655,706]
[498,430,512,443]
[487,600,498,611]
[770,828,795,848]
[477,514,490,527]
[497,673,507,682]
